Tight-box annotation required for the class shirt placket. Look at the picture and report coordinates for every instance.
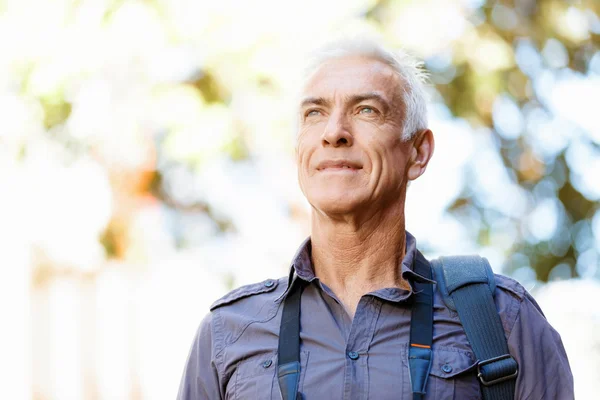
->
[342,296,382,400]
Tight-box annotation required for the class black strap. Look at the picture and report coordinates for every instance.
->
[432,256,517,400]
[277,279,306,400]
[408,252,434,400]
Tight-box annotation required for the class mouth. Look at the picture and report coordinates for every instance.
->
[316,160,363,172]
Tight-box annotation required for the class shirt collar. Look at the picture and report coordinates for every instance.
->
[276,231,435,303]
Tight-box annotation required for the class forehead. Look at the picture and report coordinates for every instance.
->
[302,56,401,102]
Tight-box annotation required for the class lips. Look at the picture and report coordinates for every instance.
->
[316,160,362,171]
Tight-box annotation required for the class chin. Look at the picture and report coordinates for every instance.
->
[308,191,364,215]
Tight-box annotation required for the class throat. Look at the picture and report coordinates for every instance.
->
[308,210,413,319]
[325,274,410,320]
[336,292,363,320]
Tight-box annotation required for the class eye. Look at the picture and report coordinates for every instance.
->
[306,109,321,117]
[358,106,376,114]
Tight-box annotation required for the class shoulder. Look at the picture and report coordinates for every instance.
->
[500,280,575,398]
[206,276,289,347]
[492,273,549,338]
[209,276,288,311]
[431,256,528,338]
[493,273,527,301]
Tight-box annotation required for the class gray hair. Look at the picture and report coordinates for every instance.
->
[301,37,429,140]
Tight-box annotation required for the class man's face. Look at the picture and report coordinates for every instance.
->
[296,56,413,215]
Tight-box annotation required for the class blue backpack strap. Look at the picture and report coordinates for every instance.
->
[431,256,518,400]
[408,251,434,399]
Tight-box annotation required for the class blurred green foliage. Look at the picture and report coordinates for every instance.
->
[370,0,600,280]
[20,0,599,282]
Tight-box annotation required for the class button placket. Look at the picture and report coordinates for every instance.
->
[341,296,381,399]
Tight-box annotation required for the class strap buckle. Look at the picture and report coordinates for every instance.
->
[477,354,518,386]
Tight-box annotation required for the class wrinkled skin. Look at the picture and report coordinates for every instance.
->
[296,56,434,222]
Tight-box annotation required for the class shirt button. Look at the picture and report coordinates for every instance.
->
[441,364,452,373]
[262,359,273,368]
[264,280,274,288]
[347,351,359,360]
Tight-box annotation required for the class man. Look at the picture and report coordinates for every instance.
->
[177,38,574,399]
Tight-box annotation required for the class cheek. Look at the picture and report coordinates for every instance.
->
[385,152,409,184]
[296,128,319,167]
[295,135,308,168]
[366,142,407,182]
[295,137,316,196]
[295,137,313,187]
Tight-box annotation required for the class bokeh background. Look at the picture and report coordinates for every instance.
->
[1,0,599,398]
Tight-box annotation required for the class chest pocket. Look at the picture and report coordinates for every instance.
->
[404,346,480,400]
[228,351,310,400]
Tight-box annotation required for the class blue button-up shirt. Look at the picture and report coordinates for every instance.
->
[177,232,574,399]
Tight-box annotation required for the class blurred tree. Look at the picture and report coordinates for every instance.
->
[368,0,600,281]
[16,0,598,283]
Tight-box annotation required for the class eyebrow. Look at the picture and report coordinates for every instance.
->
[300,96,330,108]
[300,92,391,113]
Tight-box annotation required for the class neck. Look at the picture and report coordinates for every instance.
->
[310,201,410,318]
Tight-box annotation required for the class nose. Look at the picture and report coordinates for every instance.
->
[322,112,353,147]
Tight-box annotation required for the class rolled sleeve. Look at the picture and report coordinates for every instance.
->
[508,292,574,400]
[177,313,223,400]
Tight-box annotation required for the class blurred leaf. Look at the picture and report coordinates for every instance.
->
[40,95,71,130]
[220,131,249,161]
[189,70,229,104]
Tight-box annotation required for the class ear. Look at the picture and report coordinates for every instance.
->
[407,129,435,181]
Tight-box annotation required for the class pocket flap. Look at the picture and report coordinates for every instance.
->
[236,351,310,380]
[428,347,477,379]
